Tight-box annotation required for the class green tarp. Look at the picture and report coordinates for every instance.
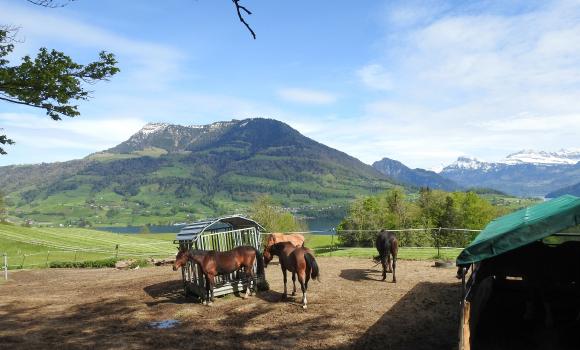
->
[456,194,580,266]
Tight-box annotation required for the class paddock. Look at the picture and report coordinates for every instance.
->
[0,257,459,350]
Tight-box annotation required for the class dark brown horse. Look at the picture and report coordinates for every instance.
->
[374,229,398,283]
[264,241,319,309]
[173,245,264,305]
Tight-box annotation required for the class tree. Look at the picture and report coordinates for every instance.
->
[0,26,119,154]
[0,191,7,222]
[26,0,257,38]
[249,195,305,232]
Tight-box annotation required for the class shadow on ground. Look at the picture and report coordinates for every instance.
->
[339,268,383,282]
[336,282,460,350]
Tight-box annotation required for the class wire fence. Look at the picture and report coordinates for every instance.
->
[1,244,176,272]
[298,227,481,260]
[1,227,483,279]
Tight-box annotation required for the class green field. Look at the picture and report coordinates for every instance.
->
[0,224,175,269]
[303,234,460,261]
[0,226,460,270]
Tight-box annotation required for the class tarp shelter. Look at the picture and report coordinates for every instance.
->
[457,194,580,266]
[457,195,580,350]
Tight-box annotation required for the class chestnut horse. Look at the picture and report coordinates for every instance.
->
[374,229,398,283]
[264,241,319,309]
[173,245,264,305]
[264,233,305,252]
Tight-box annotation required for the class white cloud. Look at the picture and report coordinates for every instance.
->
[357,64,393,91]
[0,113,146,153]
[277,88,337,105]
[344,0,580,168]
[0,2,186,90]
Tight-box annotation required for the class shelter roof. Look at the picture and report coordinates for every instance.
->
[457,195,580,265]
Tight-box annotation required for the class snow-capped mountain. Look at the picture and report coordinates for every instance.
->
[107,120,238,153]
[440,149,580,197]
[501,149,580,165]
[446,156,494,171]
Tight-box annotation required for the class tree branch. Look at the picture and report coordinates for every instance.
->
[232,0,256,39]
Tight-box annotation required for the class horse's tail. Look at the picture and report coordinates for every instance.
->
[304,252,320,282]
[254,247,265,277]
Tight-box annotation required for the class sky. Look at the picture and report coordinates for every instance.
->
[0,0,579,170]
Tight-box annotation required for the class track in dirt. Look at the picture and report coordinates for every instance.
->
[0,258,460,350]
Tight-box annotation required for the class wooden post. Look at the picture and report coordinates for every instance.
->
[330,230,335,256]
[436,227,442,259]
[461,301,471,350]
[115,244,119,259]
[3,253,7,280]
[74,250,78,263]
[45,250,51,267]
[20,254,25,269]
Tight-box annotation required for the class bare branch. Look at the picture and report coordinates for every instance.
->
[25,0,74,8]
[232,0,256,39]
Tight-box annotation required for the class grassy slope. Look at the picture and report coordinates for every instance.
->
[0,224,174,268]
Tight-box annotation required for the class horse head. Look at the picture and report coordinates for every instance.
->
[173,248,189,271]
[263,245,274,267]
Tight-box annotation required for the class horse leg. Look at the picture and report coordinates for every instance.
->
[208,274,216,305]
[392,254,397,283]
[381,257,387,281]
[292,272,297,296]
[386,254,392,273]
[244,265,253,298]
[282,267,288,300]
[204,275,212,306]
[298,271,308,309]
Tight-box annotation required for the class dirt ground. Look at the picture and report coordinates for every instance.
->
[0,257,460,350]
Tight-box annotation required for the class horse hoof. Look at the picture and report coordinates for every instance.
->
[206,302,213,307]
[302,304,307,310]
[291,292,296,296]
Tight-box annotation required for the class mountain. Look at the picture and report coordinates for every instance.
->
[372,158,460,191]
[0,118,394,225]
[501,149,580,165]
[546,181,580,198]
[440,150,580,197]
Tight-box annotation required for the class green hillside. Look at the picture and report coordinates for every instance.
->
[0,118,394,226]
[0,224,175,268]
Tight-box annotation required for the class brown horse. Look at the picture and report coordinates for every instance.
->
[264,233,305,252]
[264,241,319,309]
[374,229,398,283]
[173,245,264,305]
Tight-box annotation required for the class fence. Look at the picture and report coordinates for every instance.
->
[1,244,175,272]
[278,228,482,260]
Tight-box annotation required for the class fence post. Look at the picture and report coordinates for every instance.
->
[115,244,119,259]
[330,228,335,256]
[3,253,7,281]
[74,250,78,263]
[20,254,26,269]
[436,228,442,259]
[45,250,51,267]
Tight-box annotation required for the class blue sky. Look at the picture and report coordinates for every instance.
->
[1,0,579,169]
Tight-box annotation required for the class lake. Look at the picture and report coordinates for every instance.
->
[94,217,342,235]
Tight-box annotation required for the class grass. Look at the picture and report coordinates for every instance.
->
[0,224,175,269]
[303,234,461,261]
[0,225,460,270]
